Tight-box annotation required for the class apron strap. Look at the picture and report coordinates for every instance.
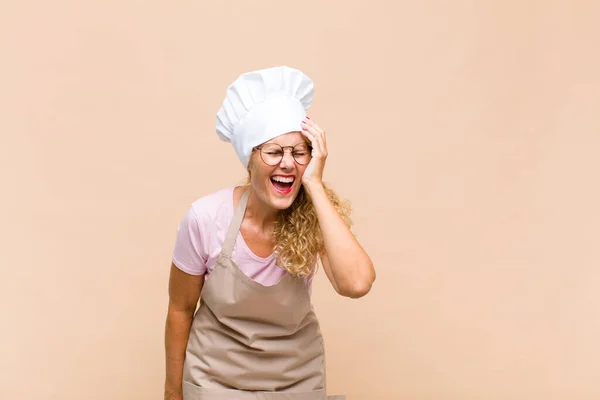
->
[221,187,250,259]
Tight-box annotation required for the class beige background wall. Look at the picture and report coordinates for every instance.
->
[2,1,599,399]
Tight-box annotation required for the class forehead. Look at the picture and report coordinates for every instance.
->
[263,131,305,146]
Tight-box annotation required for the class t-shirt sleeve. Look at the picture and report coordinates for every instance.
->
[172,205,208,276]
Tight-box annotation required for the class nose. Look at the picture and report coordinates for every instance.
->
[279,149,295,169]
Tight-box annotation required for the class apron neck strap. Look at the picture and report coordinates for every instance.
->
[221,187,250,258]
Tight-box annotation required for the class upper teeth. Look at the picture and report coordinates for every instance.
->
[272,176,294,183]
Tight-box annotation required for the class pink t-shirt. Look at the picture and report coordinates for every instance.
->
[172,186,314,295]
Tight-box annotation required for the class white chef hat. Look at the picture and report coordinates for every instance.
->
[216,66,314,168]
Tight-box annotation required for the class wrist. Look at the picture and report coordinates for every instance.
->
[302,180,324,196]
[164,379,183,398]
[164,387,183,400]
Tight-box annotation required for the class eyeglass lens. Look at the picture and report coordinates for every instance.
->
[259,143,311,165]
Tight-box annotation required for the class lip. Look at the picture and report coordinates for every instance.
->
[270,174,296,195]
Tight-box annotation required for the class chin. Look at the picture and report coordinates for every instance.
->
[269,197,296,210]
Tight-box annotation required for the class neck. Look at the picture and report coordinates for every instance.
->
[244,189,279,232]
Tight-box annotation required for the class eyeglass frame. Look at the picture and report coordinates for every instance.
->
[252,142,313,166]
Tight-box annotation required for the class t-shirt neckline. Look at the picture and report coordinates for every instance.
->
[230,185,276,262]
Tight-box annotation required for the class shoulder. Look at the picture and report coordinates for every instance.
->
[185,186,236,228]
[172,187,235,275]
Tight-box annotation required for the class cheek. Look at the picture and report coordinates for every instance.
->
[296,165,308,177]
[250,164,273,184]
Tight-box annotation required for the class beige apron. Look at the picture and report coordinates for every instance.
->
[182,188,345,400]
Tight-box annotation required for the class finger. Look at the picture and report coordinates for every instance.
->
[304,119,326,147]
[302,125,325,155]
[300,127,315,145]
[301,127,317,145]
[301,128,323,154]
[302,121,325,145]
[301,122,319,141]
[304,117,325,136]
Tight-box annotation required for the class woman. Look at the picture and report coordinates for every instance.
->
[164,66,376,400]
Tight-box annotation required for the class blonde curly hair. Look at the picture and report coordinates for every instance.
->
[243,175,352,278]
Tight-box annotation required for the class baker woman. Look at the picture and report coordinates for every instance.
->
[164,66,376,400]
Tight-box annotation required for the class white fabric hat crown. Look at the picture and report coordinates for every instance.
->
[216,66,314,168]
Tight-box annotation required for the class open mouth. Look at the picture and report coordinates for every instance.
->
[270,175,295,194]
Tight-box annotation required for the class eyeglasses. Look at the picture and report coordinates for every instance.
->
[253,142,313,166]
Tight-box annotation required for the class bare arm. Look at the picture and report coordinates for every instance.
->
[305,182,376,298]
[164,263,204,400]
[299,116,375,299]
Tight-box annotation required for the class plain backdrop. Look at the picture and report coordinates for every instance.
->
[1,1,599,399]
